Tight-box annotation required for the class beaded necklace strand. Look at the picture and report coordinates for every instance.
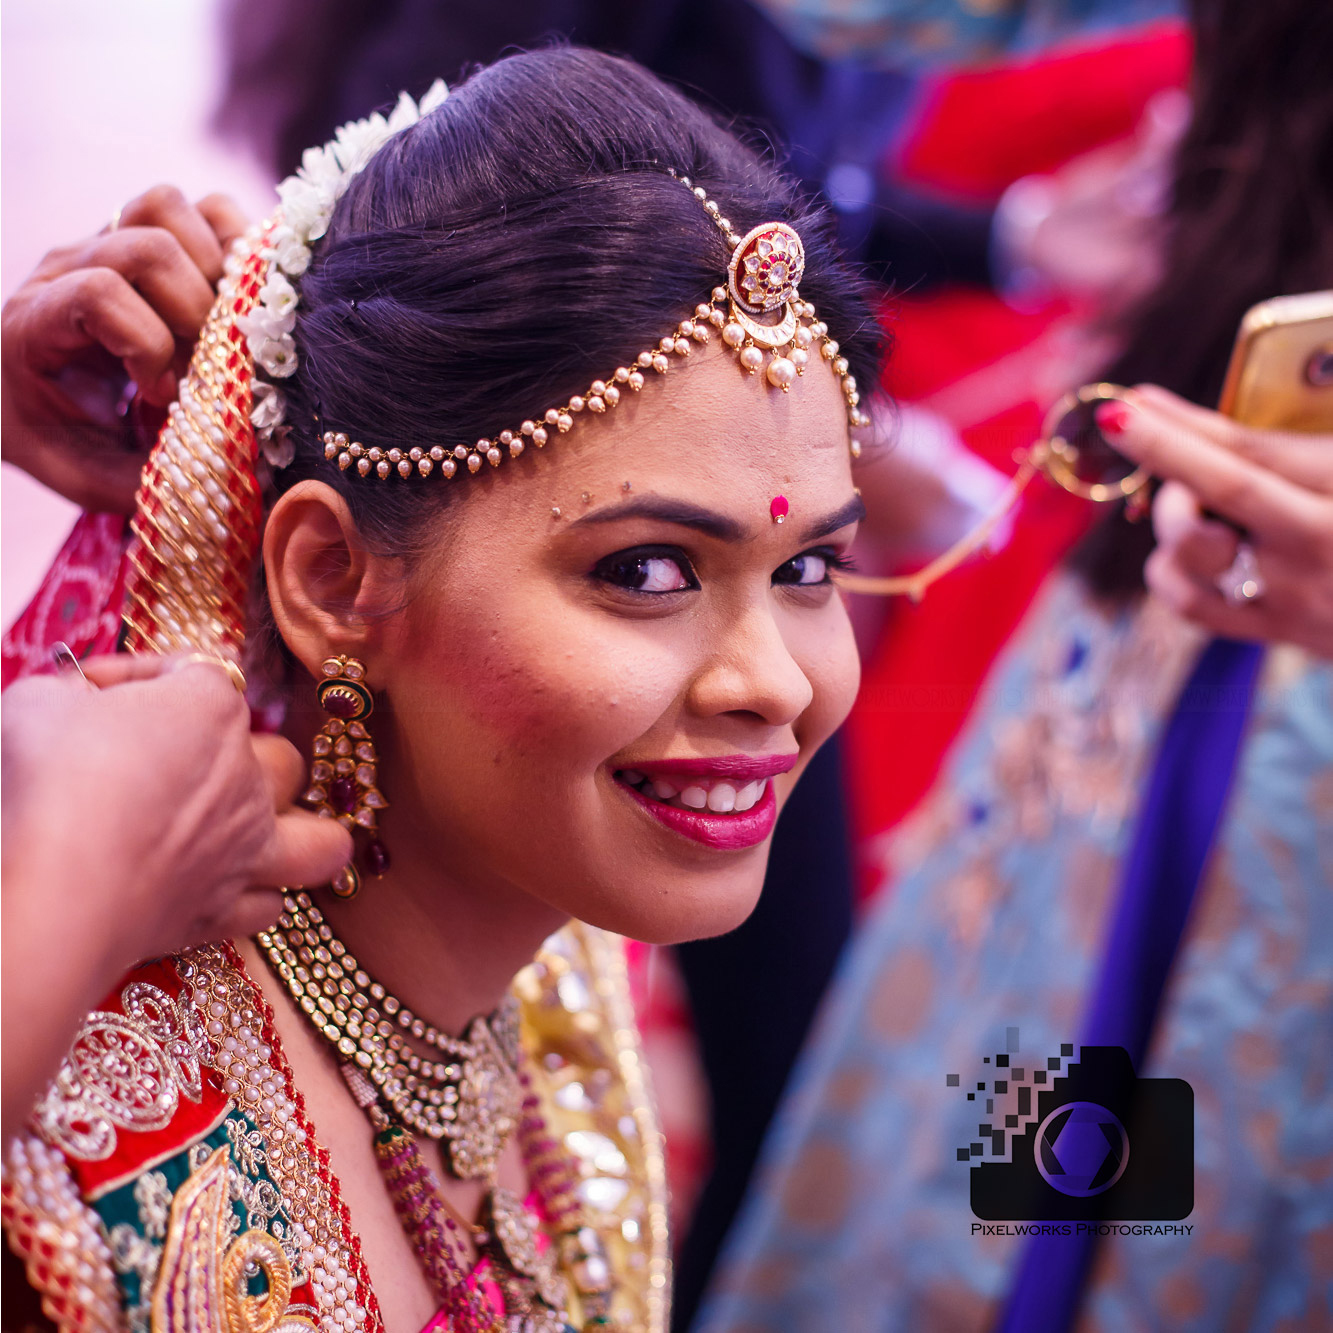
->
[259,892,614,1330]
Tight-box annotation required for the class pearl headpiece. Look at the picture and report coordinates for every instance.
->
[319,174,867,481]
[121,93,870,666]
[233,78,866,480]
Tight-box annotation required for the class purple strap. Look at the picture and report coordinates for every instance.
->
[996,637,1264,1333]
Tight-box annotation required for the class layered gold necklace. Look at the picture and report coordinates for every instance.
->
[258,892,593,1332]
[259,892,521,1173]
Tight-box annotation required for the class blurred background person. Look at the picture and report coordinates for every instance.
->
[695,0,1333,1329]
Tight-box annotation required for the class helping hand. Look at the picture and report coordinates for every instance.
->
[2,654,352,952]
[1099,385,1333,659]
[1,186,250,513]
[1,652,350,1137]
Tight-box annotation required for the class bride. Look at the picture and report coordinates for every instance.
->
[2,46,879,1332]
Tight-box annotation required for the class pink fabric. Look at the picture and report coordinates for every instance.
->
[417,1191,551,1333]
[1,511,130,688]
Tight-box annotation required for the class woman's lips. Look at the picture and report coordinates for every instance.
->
[622,753,798,782]
[612,756,794,849]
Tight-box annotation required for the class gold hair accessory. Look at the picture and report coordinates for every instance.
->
[322,176,867,481]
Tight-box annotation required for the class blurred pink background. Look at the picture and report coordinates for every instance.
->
[2,0,273,630]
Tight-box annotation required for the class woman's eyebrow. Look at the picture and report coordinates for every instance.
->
[568,492,865,543]
[797,494,866,543]
[569,497,745,540]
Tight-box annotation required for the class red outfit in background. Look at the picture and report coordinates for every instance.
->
[849,23,1190,896]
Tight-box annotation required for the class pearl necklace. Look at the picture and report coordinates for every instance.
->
[258,892,521,1180]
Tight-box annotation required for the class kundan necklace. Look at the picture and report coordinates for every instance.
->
[258,892,611,1332]
[259,890,522,1170]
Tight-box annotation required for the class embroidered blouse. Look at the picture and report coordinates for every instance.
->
[3,926,671,1333]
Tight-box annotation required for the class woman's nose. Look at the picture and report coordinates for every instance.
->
[686,603,814,727]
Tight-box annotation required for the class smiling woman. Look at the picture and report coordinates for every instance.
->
[316,339,866,951]
[1,44,880,1333]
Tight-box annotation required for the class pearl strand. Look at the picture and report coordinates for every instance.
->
[203,985,303,1140]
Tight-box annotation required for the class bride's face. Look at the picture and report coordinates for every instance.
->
[273,346,862,943]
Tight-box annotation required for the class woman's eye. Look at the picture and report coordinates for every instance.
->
[594,548,697,593]
[774,549,846,586]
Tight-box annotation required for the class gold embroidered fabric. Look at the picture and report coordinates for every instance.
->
[5,924,669,1333]
[1,1135,123,1333]
[122,232,269,664]
[517,924,672,1333]
[151,1145,316,1333]
[35,981,208,1162]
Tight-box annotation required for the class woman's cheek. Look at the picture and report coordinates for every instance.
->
[430,609,694,765]
[797,603,862,744]
[390,588,578,749]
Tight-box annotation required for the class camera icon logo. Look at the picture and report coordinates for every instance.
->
[950,1034,1192,1221]
[1035,1101,1129,1198]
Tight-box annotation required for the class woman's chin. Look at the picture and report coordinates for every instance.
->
[562,865,768,946]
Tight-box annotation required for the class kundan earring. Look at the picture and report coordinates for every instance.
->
[303,654,389,899]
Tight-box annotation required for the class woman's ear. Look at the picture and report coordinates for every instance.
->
[264,481,395,671]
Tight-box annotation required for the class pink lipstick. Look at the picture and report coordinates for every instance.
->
[619,775,778,849]
[610,753,796,849]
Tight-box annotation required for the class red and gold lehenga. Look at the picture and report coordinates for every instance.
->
[1,229,670,1333]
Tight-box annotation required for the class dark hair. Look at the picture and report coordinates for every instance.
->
[274,46,883,556]
[1072,0,1333,597]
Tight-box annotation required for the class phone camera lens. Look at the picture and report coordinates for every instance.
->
[1304,343,1333,387]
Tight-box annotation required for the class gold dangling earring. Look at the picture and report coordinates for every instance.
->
[303,654,389,900]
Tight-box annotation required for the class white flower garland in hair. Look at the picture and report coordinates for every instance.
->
[229,79,451,468]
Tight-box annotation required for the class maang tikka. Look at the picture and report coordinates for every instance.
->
[304,654,389,898]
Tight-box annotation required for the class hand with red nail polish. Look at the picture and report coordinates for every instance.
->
[1094,400,1133,436]
[1105,384,1333,658]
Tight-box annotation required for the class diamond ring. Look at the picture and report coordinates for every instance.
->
[1218,541,1265,605]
